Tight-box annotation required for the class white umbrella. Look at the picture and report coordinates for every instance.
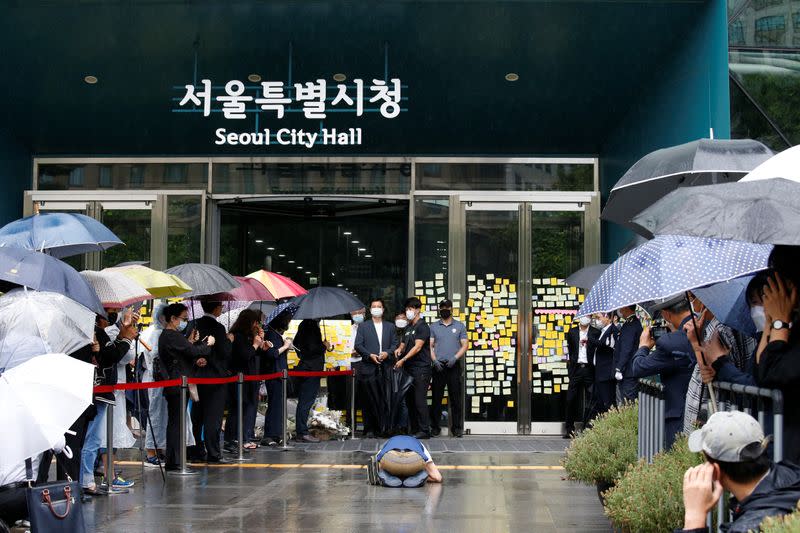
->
[739,145,800,182]
[81,270,153,308]
[0,353,94,470]
[0,289,95,371]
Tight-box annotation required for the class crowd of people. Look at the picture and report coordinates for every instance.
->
[565,245,800,531]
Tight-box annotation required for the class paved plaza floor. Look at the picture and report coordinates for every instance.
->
[85,437,610,532]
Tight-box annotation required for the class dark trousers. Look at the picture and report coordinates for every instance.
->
[618,377,639,402]
[264,379,284,439]
[565,364,593,432]
[666,417,682,449]
[430,361,462,432]
[165,393,182,469]
[0,485,28,526]
[225,383,258,443]
[41,406,95,482]
[405,365,432,435]
[190,384,226,461]
[295,377,321,436]
[592,379,617,416]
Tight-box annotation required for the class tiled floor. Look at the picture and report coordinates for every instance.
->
[83,438,610,532]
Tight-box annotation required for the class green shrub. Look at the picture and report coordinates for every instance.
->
[759,503,800,533]
[562,401,639,485]
[604,435,703,533]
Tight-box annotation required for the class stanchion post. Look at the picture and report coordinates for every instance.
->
[657,386,665,455]
[173,376,198,476]
[349,369,358,441]
[100,397,128,494]
[281,369,291,450]
[637,385,643,460]
[233,373,252,462]
[773,389,784,462]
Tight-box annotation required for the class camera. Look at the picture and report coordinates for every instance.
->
[650,318,670,341]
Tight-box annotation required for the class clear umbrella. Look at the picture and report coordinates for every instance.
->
[81,270,153,308]
[0,212,123,258]
[0,289,95,371]
[0,353,94,470]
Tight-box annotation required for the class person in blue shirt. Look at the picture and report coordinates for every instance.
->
[367,435,443,487]
[631,294,696,448]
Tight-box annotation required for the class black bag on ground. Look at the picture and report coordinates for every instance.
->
[25,458,85,533]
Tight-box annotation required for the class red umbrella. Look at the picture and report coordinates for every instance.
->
[227,276,276,302]
[246,270,308,299]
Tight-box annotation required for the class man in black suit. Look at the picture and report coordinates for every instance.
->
[564,316,600,437]
[354,298,399,437]
[631,295,696,448]
[588,312,618,417]
[613,305,644,402]
[189,300,232,463]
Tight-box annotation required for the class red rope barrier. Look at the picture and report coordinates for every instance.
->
[91,369,352,393]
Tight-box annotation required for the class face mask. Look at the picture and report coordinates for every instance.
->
[579,316,591,327]
[177,319,188,332]
[750,305,766,332]
[395,319,408,329]
[370,308,384,318]
[106,311,119,324]
[439,309,452,319]
[405,309,417,321]
[352,314,365,323]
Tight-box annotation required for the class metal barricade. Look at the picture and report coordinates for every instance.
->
[707,381,784,533]
[637,378,665,463]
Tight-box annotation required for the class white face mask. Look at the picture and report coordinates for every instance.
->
[750,305,766,332]
[579,316,591,327]
[405,309,417,321]
[370,308,384,318]
[352,313,365,323]
[395,319,408,329]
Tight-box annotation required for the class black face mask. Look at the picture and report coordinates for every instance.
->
[439,309,452,319]
[106,312,119,324]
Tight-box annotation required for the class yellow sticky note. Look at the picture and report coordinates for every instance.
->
[550,277,558,285]
[507,400,514,408]
[554,384,561,393]
[509,284,516,292]
[569,287,577,295]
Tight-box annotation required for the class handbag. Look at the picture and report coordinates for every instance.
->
[25,457,86,533]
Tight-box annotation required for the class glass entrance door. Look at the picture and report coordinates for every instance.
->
[458,199,591,435]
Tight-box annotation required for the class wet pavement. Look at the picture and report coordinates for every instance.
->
[85,438,610,532]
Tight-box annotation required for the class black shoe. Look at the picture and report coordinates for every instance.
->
[452,429,463,438]
[188,454,207,463]
[206,457,230,464]
[223,442,238,454]
[414,431,431,440]
[430,427,441,437]
[364,432,376,439]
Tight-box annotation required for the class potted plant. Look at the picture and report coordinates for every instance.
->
[603,435,703,532]
[562,402,639,503]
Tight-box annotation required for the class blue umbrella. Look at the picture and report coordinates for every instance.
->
[0,213,123,258]
[0,246,105,315]
[693,275,757,336]
[578,235,771,316]
[264,301,299,327]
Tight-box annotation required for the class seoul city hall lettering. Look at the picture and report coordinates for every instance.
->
[174,78,405,148]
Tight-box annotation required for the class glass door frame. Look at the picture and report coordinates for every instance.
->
[23,189,207,270]
[450,191,600,435]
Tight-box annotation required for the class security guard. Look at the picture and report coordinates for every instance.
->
[631,294,696,448]
[429,299,468,438]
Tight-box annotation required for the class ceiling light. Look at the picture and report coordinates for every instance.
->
[337,283,343,287]
[267,247,275,251]
[305,271,311,274]
[247,73,262,82]
[297,266,303,270]
[364,254,372,258]
[505,72,519,82]
[288,260,295,264]
[255,239,263,243]
[358,248,366,251]
[343,231,352,235]
[351,240,360,244]
[279,254,286,257]
[84,75,98,84]
[333,73,347,82]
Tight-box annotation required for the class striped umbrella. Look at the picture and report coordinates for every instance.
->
[80,270,154,308]
[105,264,192,298]
[246,270,307,299]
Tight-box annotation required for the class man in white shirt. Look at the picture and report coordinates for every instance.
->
[564,316,600,438]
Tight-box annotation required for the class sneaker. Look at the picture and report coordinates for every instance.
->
[144,456,161,468]
[108,476,135,488]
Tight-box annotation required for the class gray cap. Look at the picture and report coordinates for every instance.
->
[688,411,768,462]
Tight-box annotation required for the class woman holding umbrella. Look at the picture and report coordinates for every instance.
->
[293,319,332,443]
[260,309,294,447]
[158,303,215,471]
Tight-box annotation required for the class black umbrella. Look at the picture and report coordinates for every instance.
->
[602,138,772,236]
[292,287,364,320]
[384,368,413,433]
[631,177,800,245]
[565,264,609,290]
